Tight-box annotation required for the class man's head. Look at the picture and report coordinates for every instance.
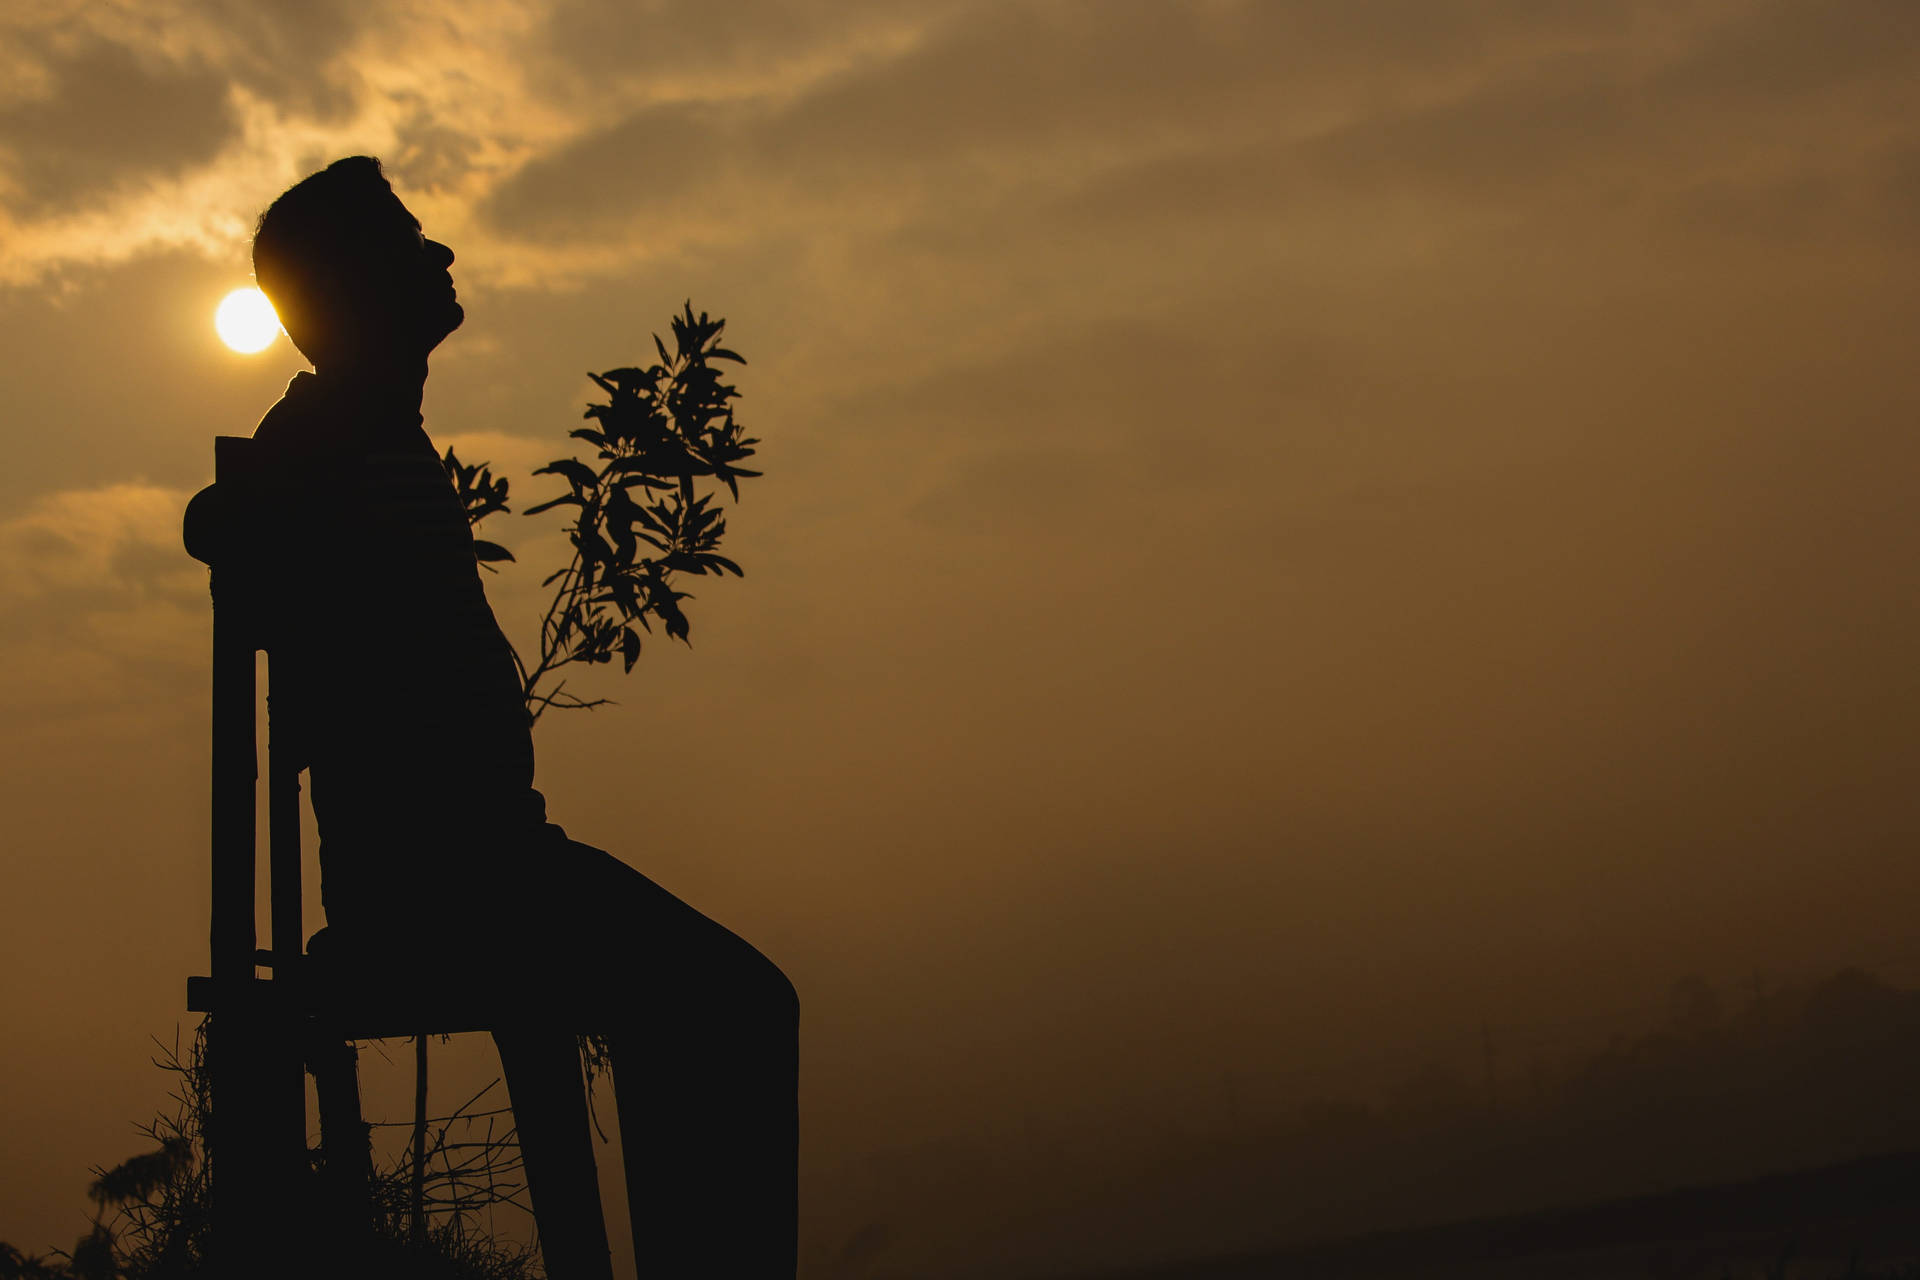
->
[252,156,462,369]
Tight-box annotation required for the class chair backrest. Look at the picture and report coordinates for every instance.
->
[182,437,317,1260]
[183,435,305,998]
[187,442,568,1039]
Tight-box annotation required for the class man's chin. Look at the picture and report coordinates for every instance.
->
[426,303,465,351]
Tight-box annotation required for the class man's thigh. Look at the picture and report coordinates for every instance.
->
[506,826,795,1015]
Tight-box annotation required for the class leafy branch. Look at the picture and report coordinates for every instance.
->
[445,302,759,723]
[442,455,514,571]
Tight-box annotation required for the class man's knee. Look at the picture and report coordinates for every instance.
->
[729,938,798,1028]
[762,957,799,1027]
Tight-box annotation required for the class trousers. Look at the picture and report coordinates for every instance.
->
[329,824,798,1278]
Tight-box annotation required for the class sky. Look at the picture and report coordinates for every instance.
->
[2,0,1919,1275]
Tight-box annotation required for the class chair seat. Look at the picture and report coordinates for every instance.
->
[187,938,604,1041]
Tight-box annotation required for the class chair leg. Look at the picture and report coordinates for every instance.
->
[495,1028,615,1280]
[307,1036,374,1248]
[207,1005,310,1277]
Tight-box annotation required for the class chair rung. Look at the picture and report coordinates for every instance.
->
[187,973,597,1037]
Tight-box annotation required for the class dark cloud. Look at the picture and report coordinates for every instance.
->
[479,97,740,236]
[1035,5,1920,267]
[0,0,373,217]
[0,0,371,215]
[0,38,238,214]
[489,0,1920,261]
[386,118,488,194]
[1654,0,1920,107]
[537,0,929,89]
[483,2,1310,238]
[185,0,366,120]
[741,3,1261,168]
[1296,55,1647,203]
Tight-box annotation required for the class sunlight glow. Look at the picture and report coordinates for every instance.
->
[214,288,281,353]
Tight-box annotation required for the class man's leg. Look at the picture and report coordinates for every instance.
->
[610,957,798,1276]
[539,835,799,1276]
[493,1027,615,1280]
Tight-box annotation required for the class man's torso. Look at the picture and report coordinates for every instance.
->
[249,371,545,925]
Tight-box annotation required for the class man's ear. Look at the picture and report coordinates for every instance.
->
[263,295,324,366]
[267,273,361,368]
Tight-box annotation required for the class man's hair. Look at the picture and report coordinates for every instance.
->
[252,155,395,362]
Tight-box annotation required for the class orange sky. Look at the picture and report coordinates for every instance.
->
[3,1,1920,1275]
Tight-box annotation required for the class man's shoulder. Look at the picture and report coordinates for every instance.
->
[251,370,325,457]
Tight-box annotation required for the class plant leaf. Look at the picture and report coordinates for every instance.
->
[524,493,586,516]
[534,458,600,490]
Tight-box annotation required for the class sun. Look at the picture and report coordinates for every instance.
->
[214,287,281,353]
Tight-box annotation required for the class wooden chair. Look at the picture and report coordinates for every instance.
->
[181,436,582,1271]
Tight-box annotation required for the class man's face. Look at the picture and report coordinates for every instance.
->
[348,189,464,360]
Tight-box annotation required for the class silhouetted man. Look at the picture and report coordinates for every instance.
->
[244,156,797,1279]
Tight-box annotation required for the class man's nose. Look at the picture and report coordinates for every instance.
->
[427,239,455,268]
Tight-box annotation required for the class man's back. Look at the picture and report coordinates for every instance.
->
[250,370,545,929]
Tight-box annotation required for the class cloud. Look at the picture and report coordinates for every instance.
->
[1654,0,1920,107]
[0,0,373,206]
[0,483,198,601]
[0,0,1663,285]
[471,0,1920,300]
[172,0,369,118]
[0,0,1912,293]
[477,97,738,239]
[0,482,205,717]
[0,0,571,285]
[534,0,938,101]
[8,0,1914,298]
[478,2,1308,243]
[0,35,238,216]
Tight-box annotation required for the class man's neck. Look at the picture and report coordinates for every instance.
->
[316,357,430,421]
